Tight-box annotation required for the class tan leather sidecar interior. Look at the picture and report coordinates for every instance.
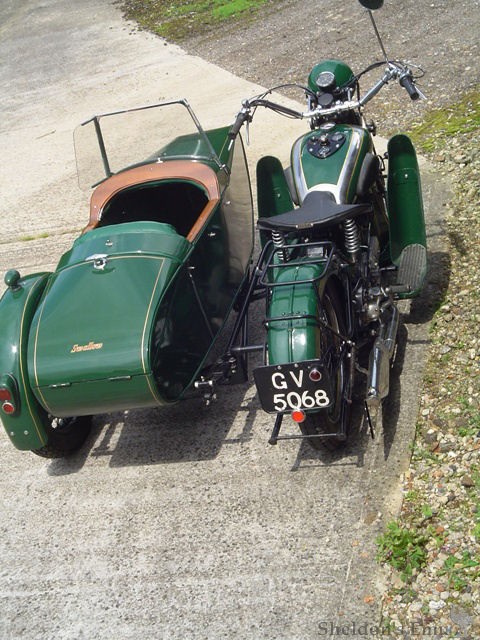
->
[84,160,220,242]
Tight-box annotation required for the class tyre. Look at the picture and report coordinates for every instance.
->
[32,415,93,458]
[300,281,350,451]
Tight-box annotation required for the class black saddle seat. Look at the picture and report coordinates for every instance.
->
[257,191,372,232]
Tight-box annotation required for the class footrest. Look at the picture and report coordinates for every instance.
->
[395,243,427,297]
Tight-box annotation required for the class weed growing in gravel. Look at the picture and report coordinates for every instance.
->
[376,521,428,582]
[439,551,480,592]
[20,232,50,242]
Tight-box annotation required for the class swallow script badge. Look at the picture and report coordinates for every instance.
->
[70,341,103,354]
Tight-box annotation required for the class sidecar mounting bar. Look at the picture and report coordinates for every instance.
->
[230,344,264,354]
[225,242,273,355]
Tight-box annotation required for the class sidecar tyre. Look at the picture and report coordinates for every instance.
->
[32,415,93,459]
[300,283,350,452]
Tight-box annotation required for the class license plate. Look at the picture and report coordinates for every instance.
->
[253,360,333,414]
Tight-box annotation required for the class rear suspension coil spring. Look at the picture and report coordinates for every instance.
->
[272,230,289,262]
[344,218,361,257]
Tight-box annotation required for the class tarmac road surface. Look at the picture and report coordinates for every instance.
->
[0,2,448,638]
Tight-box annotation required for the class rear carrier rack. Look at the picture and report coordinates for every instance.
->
[220,239,342,366]
[258,240,335,288]
[199,239,349,445]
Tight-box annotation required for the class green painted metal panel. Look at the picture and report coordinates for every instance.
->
[152,264,214,402]
[267,263,325,365]
[308,59,355,93]
[58,221,184,269]
[35,374,162,418]
[257,156,294,219]
[158,126,232,178]
[387,134,427,262]
[0,274,51,450]
[27,224,190,416]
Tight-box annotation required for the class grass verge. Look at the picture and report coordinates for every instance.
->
[118,0,272,41]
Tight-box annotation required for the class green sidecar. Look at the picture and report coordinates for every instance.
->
[0,100,254,457]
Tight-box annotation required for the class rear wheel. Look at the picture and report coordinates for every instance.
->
[32,415,93,458]
[300,282,350,451]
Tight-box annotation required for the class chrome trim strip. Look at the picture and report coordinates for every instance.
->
[291,137,309,203]
[337,127,364,203]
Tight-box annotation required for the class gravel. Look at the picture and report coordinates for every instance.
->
[378,121,480,637]
[174,0,479,134]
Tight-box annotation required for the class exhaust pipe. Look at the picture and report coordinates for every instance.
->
[366,304,399,407]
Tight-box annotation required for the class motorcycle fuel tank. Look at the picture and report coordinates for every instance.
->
[290,124,372,204]
[27,222,190,417]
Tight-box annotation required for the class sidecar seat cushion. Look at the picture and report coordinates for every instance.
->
[257,191,372,232]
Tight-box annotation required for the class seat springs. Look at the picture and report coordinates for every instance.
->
[272,230,289,262]
[344,218,361,257]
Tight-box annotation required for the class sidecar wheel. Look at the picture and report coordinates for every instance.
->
[32,415,93,459]
[300,283,349,452]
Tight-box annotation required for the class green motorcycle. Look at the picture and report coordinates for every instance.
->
[227,0,427,450]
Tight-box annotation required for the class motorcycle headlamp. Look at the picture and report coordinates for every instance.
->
[308,59,356,98]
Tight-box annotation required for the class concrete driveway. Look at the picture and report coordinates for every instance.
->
[0,2,447,639]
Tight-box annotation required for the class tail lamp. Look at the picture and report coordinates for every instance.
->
[0,375,19,416]
[291,409,306,423]
[309,368,322,382]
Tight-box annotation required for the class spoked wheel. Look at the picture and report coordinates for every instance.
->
[300,282,350,452]
[32,415,93,459]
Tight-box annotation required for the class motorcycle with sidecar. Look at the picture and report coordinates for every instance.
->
[0,0,427,457]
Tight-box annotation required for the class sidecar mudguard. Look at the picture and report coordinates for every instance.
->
[387,134,427,263]
[0,273,52,450]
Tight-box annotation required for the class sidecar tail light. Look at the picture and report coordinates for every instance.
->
[291,409,306,423]
[0,376,19,415]
[2,400,15,415]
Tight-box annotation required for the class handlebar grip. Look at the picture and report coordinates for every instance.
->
[228,112,248,139]
[399,72,420,101]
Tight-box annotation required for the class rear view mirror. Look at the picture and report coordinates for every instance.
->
[359,0,384,9]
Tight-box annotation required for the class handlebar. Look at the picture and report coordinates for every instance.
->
[399,69,421,100]
[228,61,424,139]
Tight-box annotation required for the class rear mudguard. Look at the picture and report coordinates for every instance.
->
[387,134,427,263]
[267,263,334,365]
[0,273,52,450]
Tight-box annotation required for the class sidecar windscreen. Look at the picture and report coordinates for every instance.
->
[74,100,223,190]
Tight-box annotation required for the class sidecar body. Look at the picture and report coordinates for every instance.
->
[0,100,254,454]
